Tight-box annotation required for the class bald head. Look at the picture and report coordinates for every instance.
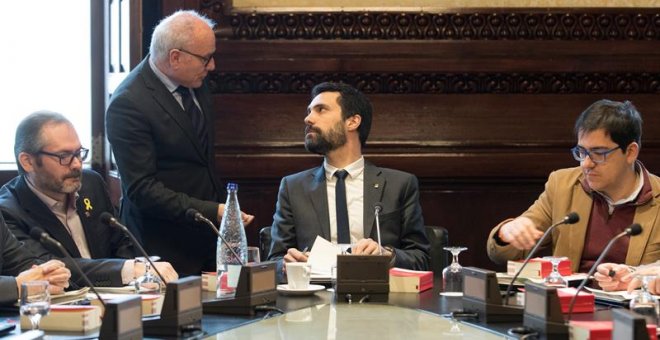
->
[149,10,215,64]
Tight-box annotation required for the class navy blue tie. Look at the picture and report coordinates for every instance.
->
[334,170,350,244]
[176,86,208,152]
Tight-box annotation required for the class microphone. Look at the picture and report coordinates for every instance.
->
[374,203,384,255]
[29,227,106,308]
[503,212,580,305]
[185,208,244,266]
[99,212,167,285]
[567,223,643,319]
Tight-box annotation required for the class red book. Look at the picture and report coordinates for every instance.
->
[556,288,594,314]
[389,268,433,293]
[570,320,656,340]
[507,258,572,279]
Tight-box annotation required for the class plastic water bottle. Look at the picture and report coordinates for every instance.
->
[216,183,248,298]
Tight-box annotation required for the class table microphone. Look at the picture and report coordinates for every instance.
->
[567,223,642,320]
[185,208,244,266]
[374,202,383,255]
[29,227,106,308]
[503,212,580,305]
[99,212,167,284]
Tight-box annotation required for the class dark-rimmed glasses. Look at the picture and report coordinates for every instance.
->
[570,145,620,164]
[37,148,89,166]
[175,48,214,67]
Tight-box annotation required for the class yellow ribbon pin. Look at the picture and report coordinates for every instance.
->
[83,198,93,211]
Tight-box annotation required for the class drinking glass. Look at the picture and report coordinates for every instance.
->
[134,257,163,294]
[247,246,261,264]
[629,274,660,326]
[20,281,50,330]
[442,247,468,295]
[542,256,568,287]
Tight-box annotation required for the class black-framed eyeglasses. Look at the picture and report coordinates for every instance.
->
[570,145,621,164]
[37,148,89,166]
[175,48,214,67]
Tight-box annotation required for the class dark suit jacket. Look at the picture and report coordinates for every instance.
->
[0,170,132,287]
[106,57,222,276]
[268,161,430,275]
[0,214,41,305]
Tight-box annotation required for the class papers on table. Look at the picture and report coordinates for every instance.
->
[307,236,341,277]
[496,272,589,287]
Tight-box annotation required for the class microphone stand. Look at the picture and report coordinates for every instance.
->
[567,224,642,320]
[503,214,578,305]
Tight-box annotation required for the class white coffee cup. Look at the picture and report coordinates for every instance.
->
[286,262,311,289]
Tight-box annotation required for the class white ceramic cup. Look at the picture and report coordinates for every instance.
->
[286,262,311,289]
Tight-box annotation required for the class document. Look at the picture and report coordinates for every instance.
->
[307,236,341,278]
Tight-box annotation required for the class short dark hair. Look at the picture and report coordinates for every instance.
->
[574,99,642,148]
[15,111,71,175]
[311,82,372,147]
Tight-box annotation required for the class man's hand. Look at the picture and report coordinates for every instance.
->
[284,248,309,264]
[134,261,179,283]
[16,260,71,295]
[594,262,633,291]
[497,217,543,250]
[216,204,255,226]
[351,238,392,257]
[623,266,660,294]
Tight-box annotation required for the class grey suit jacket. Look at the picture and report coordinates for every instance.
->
[106,57,222,276]
[268,161,430,274]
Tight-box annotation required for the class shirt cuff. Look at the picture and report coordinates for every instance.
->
[120,260,135,285]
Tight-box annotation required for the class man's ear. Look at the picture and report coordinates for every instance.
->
[18,152,35,173]
[626,142,640,165]
[346,114,361,132]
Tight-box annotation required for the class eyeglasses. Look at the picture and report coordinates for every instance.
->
[37,148,89,166]
[570,145,620,164]
[175,48,214,67]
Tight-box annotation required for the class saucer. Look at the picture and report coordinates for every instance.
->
[277,284,325,296]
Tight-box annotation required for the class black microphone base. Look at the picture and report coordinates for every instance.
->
[523,315,569,340]
[462,296,524,323]
[143,309,203,337]
[203,290,278,315]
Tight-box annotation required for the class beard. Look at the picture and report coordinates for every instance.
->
[304,121,347,155]
[38,168,83,195]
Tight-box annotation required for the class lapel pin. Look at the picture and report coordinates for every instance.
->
[374,183,379,188]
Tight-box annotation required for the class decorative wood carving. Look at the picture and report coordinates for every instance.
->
[209,72,660,94]
[197,2,660,41]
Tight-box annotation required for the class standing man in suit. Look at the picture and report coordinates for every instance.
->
[1,111,178,287]
[486,100,660,273]
[106,10,253,276]
[268,82,430,275]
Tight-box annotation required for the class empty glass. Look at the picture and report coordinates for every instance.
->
[542,256,568,287]
[442,247,468,296]
[629,274,660,326]
[134,257,163,294]
[20,281,50,330]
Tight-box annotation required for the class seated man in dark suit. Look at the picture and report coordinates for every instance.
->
[0,214,70,305]
[0,111,178,287]
[268,82,430,278]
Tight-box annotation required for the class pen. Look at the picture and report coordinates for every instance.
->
[302,246,309,256]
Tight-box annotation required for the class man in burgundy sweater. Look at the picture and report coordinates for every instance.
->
[486,99,660,274]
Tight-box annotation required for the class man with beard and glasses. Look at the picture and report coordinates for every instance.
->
[267,82,430,280]
[0,111,178,288]
[487,99,660,276]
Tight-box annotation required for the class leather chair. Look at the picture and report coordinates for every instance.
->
[260,225,448,276]
[424,225,449,278]
[259,226,272,262]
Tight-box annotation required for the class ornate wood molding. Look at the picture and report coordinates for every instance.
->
[198,3,660,41]
[208,72,660,94]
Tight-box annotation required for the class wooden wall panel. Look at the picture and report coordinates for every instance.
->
[150,2,660,269]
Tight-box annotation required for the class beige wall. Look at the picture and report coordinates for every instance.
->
[231,0,660,12]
